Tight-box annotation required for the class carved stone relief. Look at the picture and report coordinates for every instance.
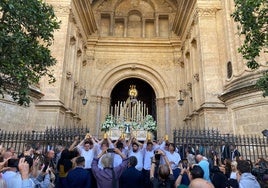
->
[195,8,220,17]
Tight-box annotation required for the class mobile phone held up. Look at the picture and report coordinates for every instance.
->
[107,148,115,153]
[42,162,49,172]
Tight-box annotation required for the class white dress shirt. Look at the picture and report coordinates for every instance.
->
[142,144,155,170]
[166,151,181,170]
[129,149,144,171]
[77,144,97,169]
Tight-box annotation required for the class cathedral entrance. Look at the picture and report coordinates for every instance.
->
[103,78,158,139]
[110,78,156,120]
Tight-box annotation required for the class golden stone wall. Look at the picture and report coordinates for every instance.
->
[0,0,267,138]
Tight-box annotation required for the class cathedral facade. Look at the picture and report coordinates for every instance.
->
[1,0,267,138]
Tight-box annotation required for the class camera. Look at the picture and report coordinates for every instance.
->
[7,159,19,168]
[107,148,115,153]
[154,151,161,161]
[42,162,49,172]
[182,159,188,169]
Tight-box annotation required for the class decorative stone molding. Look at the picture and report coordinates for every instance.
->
[130,65,137,70]
[66,71,72,80]
[70,36,76,45]
[183,115,192,122]
[187,82,192,90]
[178,57,184,68]
[82,59,88,66]
[74,81,79,89]
[78,88,86,96]
[69,11,77,24]
[77,32,83,39]
[73,114,81,121]
[219,72,262,102]
[195,7,220,17]
[83,45,87,51]
[77,48,82,57]
[193,73,199,81]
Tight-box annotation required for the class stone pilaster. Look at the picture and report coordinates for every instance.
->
[194,4,224,106]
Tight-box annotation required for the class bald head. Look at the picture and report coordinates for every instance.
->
[189,178,214,188]
[195,154,203,163]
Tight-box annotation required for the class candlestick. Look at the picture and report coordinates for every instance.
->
[104,132,108,139]
[165,134,168,141]
[147,132,151,140]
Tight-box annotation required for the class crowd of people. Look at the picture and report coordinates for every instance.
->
[0,134,267,188]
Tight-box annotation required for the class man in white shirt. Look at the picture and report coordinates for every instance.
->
[142,140,158,188]
[76,135,98,188]
[128,138,143,171]
[77,139,97,170]
[97,137,115,169]
[113,141,128,167]
[2,158,22,188]
[165,143,181,180]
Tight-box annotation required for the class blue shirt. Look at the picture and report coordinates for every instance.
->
[198,159,211,182]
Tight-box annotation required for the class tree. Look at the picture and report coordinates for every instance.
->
[0,0,60,105]
[232,0,268,96]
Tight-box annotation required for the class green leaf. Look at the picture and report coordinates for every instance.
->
[232,0,268,96]
[0,0,61,105]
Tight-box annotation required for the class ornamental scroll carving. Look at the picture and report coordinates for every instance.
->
[195,7,220,17]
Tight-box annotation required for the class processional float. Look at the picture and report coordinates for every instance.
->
[101,85,157,140]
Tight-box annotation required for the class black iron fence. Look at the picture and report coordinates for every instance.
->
[173,127,268,163]
[1,126,267,163]
[0,127,89,154]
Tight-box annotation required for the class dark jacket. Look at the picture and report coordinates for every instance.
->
[119,166,143,188]
[66,167,91,188]
[210,166,228,188]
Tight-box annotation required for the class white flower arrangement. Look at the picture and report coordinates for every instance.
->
[101,114,116,132]
[143,115,157,132]
[131,121,141,130]
[101,114,157,134]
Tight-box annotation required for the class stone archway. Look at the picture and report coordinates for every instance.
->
[87,63,175,137]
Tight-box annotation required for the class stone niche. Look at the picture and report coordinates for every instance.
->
[96,0,171,38]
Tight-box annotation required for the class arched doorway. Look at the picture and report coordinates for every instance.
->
[110,78,156,121]
[88,63,172,138]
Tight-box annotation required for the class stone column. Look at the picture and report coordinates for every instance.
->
[193,3,227,129]
[86,95,103,137]
[155,13,159,37]
[164,97,170,136]
[124,17,127,37]
[109,12,114,36]
[95,96,102,137]
[195,6,224,104]
[142,18,146,38]
[156,98,165,138]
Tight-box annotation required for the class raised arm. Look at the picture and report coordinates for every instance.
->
[114,148,126,159]
[77,134,87,147]
[69,136,79,151]
[158,149,172,174]
[175,168,187,188]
